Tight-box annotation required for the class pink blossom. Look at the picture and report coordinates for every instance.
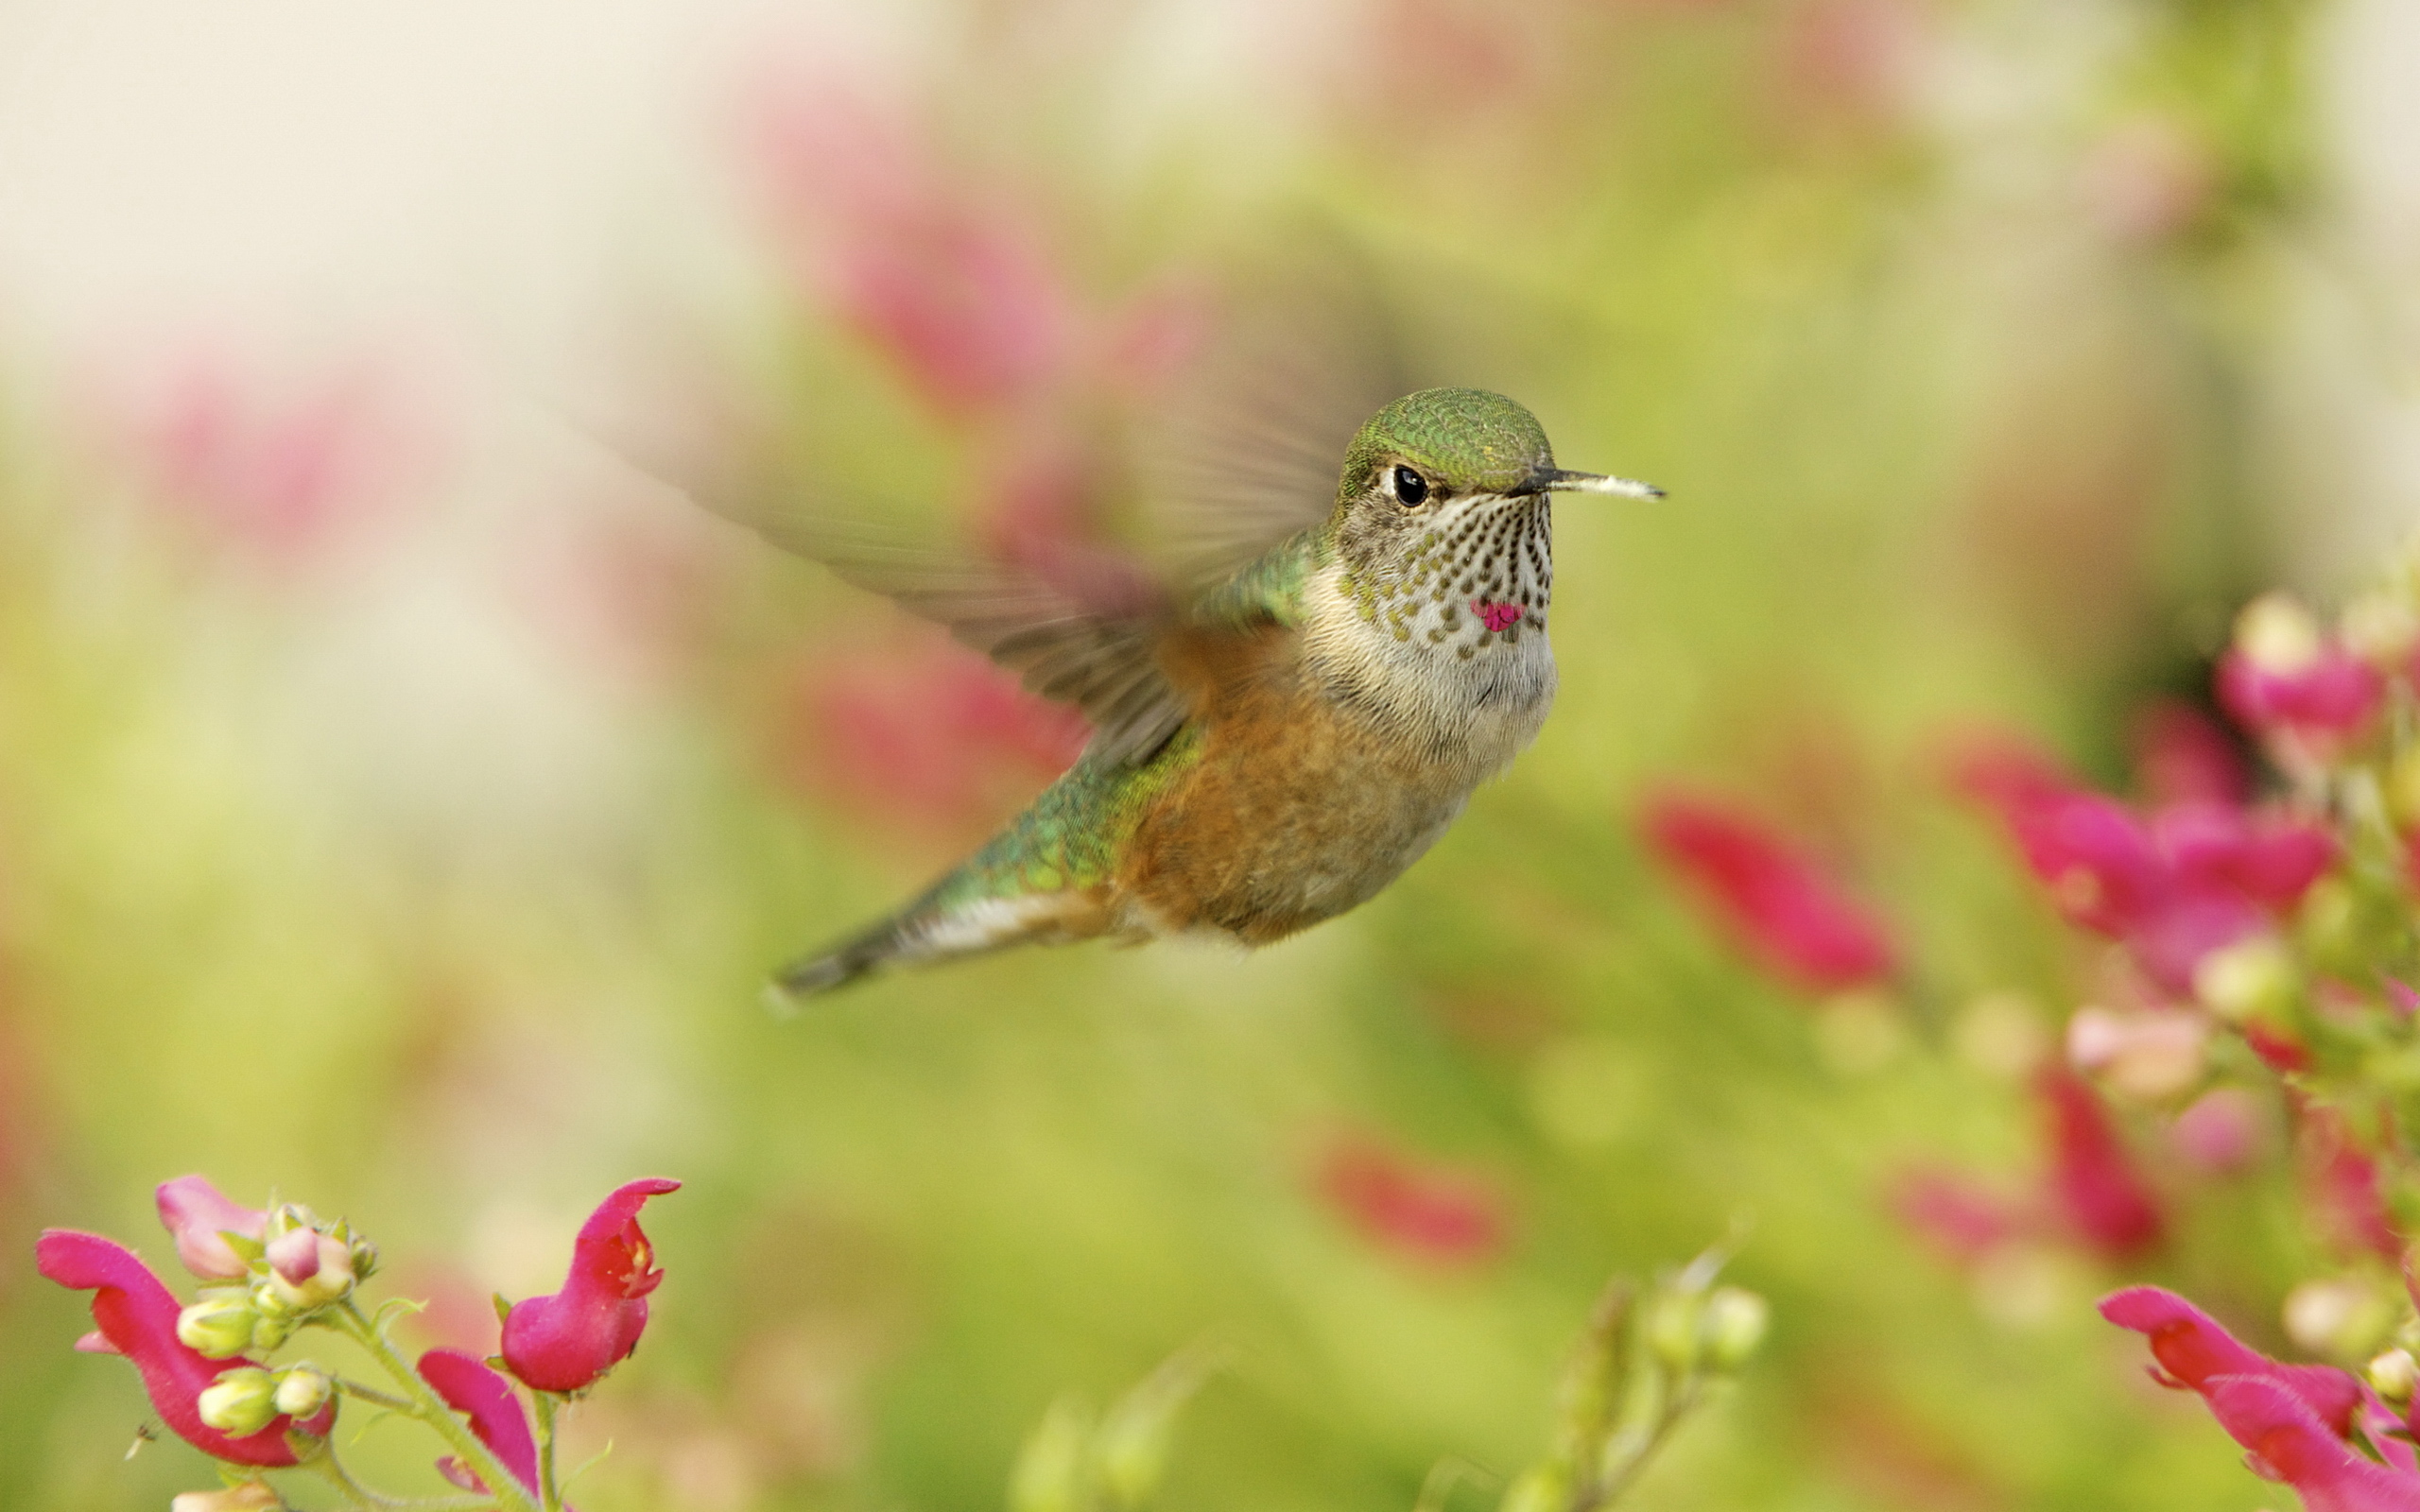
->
[1316,1136,1507,1265]
[499,1178,679,1394]
[2038,1070,2165,1259]
[36,1229,333,1466]
[1640,792,1897,993]
[2221,649,2384,747]
[1978,769,2332,995]
[2100,1286,2365,1435]
[419,1348,543,1500]
[155,1176,268,1281]
[2302,1109,2404,1263]
[2204,1376,2420,1512]
[2131,701,2249,809]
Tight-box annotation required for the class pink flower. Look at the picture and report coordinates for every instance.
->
[2100,1286,2364,1435]
[2303,1109,2405,1263]
[36,1229,332,1466]
[1888,1168,2021,1265]
[2221,650,2384,747]
[499,1178,679,1394]
[1316,1136,1507,1265]
[155,1176,268,1281]
[2169,1088,2268,1175]
[2131,701,2249,809]
[2205,1376,2420,1512]
[2038,1070,2165,1259]
[1640,792,1897,993]
[419,1349,543,1500]
[1983,778,2331,995]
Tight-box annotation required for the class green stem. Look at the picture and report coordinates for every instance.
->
[333,1300,544,1512]
[532,1390,563,1512]
[336,1379,420,1414]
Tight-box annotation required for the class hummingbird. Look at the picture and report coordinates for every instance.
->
[739,387,1658,997]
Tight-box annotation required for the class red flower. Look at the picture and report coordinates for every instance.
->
[2220,649,2384,746]
[2038,1070,2165,1259]
[1640,792,1897,992]
[1887,1168,2020,1265]
[1316,1136,1507,1265]
[419,1349,543,1499]
[155,1176,268,1281]
[2302,1108,2405,1263]
[499,1178,679,1394]
[2131,702,2249,809]
[36,1229,332,1466]
[2204,1376,2420,1512]
[2100,1286,2365,1435]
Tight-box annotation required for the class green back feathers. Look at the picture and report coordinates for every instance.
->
[1335,388,1556,507]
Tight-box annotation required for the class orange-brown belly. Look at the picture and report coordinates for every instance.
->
[1112,661,1476,946]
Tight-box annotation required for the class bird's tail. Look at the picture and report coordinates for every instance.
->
[769,883,1115,1005]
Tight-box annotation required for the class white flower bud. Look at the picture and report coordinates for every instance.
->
[1700,1286,1771,1371]
[196,1368,280,1437]
[175,1295,259,1361]
[2194,937,2294,1022]
[272,1365,332,1418]
[2237,593,2322,674]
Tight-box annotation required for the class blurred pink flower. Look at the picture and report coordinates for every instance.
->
[2220,649,2383,749]
[1640,791,1896,993]
[420,1348,544,1500]
[2168,1088,2268,1175]
[2130,702,2249,810]
[2038,1069,2165,1260]
[1772,0,1926,133]
[500,1178,679,1395]
[1316,1135,1507,1266]
[1967,753,2332,995]
[786,644,1092,843]
[37,1229,332,1466]
[103,351,432,565]
[155,1176,267,1282]
[1888,1168,2021,1265]
[744,88,1075,419]
[2301,1108,2404,1263]
[2100,1286,2365,1435]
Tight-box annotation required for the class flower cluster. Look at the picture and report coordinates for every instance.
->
[39,1174,677,1511]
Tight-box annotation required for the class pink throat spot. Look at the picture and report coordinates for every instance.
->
[1472,599,1524,633]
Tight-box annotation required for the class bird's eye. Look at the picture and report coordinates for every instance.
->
[1392,465,1429,506]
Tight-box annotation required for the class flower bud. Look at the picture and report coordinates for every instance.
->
[2284,1277,2394,1359]
[1497,1465,1571,1512]
[170,1484,280,1512]
[196,1367,280,1437]
[155,1177,268,1281]
[1644,1291,1703,1375]
[2341,591,2420,668]
[1700,1286,1770,1371]
[175,1294,261,1361]
[273,1365,333,1418]
[2369,1348,2419,1403]
[265,1228,355,1310]
[2237,593,2322,674]
[2193,936,2294,1023]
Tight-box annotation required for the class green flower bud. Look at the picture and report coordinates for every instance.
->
[273,1366,333,1418]
[1497,1465,1570,1512]
[2371,1349,2419,1403]
[196,1368,280,1437]
[1644,1291,1703,1375]
[1700,1287,1770,1372]
[2193,936,2295,1023]
[175,1294,260,1361]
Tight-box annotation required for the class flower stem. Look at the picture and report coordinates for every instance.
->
[532,1390,564,1512]
[337,1378,420,1414]
[332,1299,543,1512]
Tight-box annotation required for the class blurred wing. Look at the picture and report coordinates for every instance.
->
[759,516,1193,768]
[599,390,1195,767]
[1144,258,1421,590]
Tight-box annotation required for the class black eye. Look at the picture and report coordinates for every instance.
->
[1392,465,1429,506]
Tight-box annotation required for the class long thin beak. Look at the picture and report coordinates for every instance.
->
[1520,467,1665,500]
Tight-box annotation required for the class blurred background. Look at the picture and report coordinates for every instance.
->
[4,0,2418,1506]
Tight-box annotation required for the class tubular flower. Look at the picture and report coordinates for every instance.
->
[419,1349,543,1499]
[1640,792,1897,993]
[2038,1070,2166,1260]
[2219,592,2385,753]
[2100,1286,2365,1435]
[1316,1135,1508,1265]
[36,1229,333,1466]
[155,1176,268,1281]
[2206,1376,2420,1511]
[499,1178,680,1394]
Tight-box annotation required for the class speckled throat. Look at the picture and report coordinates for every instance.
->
[1336,493,1553,661]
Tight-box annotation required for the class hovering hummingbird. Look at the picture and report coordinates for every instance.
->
[727,385,1660,997]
